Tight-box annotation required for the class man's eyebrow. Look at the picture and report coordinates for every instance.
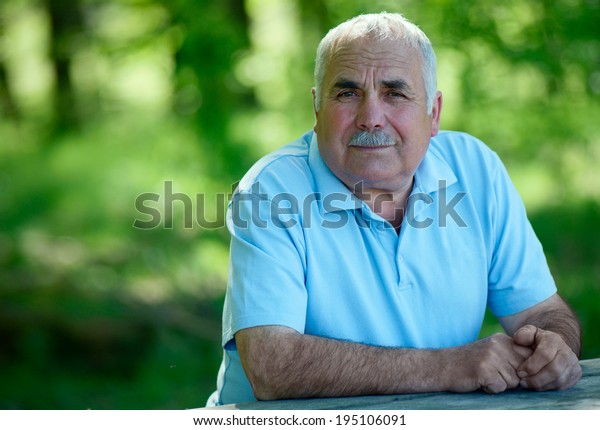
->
[332,80,360,90]
[381,79,412,92]
[331,79,414,93]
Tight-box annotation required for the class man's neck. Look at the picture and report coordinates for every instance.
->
[350,178,414,232]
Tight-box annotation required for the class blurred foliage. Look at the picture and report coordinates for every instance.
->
[0,0,598,409]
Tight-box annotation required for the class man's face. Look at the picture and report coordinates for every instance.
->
[313,37,442,194]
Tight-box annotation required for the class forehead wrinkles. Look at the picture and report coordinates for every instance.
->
[324,40,418,84]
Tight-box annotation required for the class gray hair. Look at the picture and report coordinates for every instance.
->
[314,12,437,114]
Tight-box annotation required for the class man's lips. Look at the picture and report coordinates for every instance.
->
[349,144,395,149]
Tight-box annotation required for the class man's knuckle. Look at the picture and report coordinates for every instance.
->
[537,348,555,362]
[507,373,520,389]
[474,360,489,376]
[527,378,543,391]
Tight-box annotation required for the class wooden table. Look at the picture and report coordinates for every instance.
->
[211,358,600,410]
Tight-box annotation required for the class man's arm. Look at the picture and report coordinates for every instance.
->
[498,293,582,391]
[236,325,532,401]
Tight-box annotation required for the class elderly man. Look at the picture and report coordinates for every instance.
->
[207,12,581,406]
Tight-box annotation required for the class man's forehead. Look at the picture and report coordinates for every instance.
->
[324,38,420,84]
[327,38,418,70]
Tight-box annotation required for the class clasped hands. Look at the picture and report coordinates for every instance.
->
[453,325,581,394]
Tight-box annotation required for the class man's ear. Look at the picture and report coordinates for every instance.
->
[430,91,443,137]
[311,87,319,132]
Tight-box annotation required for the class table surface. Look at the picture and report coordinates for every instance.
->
[209,358,600,410]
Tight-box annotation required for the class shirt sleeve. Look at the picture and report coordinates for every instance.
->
[221,182,308,348]
[486,156,557,317]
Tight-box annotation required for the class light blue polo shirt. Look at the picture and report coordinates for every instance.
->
[209,130,556,406]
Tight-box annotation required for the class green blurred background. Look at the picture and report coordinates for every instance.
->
[0,0,598,409]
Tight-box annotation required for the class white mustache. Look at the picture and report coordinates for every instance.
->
[348,130,395,147]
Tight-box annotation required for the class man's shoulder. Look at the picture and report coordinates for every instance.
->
[429,130,501,171]
[237,131,314,194]
[431,130,494,154]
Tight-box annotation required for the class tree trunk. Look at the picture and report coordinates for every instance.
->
[0,61,20,120]
[45,0,84,133]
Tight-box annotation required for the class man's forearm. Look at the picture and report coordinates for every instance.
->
[240,328,442,400]
[236,325,529,400]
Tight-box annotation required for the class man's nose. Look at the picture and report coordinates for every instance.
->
[356,96,385,131]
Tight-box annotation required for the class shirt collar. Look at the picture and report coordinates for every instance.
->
[413,141,457,195]
[307,131,457,213]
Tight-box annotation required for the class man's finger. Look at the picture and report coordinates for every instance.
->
[482,371,508,394]
[517,345,558,378]
[516,328,563,377]
[499,364,521,390]
[511,343,533,360]
[522,360,581,391]
[519,362,555,390]
[513,325,537,347]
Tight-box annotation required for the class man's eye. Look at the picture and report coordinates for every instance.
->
[388,91,405,98]
[337,91,357,98]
